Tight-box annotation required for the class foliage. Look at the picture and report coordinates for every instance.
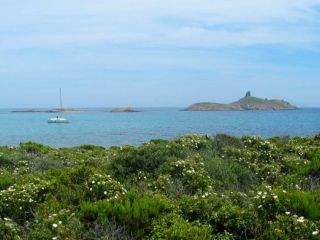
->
[0,134,319,239]
[80,191,171,238]
[149,213,214,240]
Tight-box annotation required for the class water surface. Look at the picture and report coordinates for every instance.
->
[0,108,319,147]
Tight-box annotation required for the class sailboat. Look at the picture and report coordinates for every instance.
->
[48,88,69,123]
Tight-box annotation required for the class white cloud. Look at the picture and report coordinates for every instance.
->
[0,0,320,49]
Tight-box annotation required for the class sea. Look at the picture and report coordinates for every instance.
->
[0,108,319,147]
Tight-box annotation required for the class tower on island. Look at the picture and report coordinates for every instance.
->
[246,91,251,97]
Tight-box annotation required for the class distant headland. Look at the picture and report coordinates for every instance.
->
[186,92,297,111]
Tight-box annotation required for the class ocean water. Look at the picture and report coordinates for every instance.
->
[0,108,319,147]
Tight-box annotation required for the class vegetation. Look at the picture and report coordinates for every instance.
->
[0,134,319,239]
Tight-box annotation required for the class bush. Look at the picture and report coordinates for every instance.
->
[204,156,257,192]
[0,134,319,239]
[0,217,21,240]
[80,191,171,238]
[0,169,13,190]
[19,142,51,154]
[149,213,214,240]
[262,215,320,240]
[0,178,50,223]
[85,173,127,202]
[276,189,320,221]
[158,155,212,194]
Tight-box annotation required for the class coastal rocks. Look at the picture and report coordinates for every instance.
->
[110,107,139,113]
[12,108,82,113]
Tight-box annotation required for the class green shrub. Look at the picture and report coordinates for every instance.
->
[0,169,13,190]
[80,191,171,238]
[0,217,21,240]
[27,208,81,240]
[85,173,127,202]
[214,134,243,153]
[0,134,319,239]
[19,142,51,154]
[149,213,214,240]
[0,178,51,223]
[262,214,320,240]
[158,155,212,194]
[204,156,257,192]
[276,189,320,221]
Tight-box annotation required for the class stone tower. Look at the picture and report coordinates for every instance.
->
[246,91,251,97]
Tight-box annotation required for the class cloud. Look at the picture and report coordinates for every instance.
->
[1,0,320,49]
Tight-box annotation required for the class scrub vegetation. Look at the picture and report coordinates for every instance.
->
[0,134,320,239]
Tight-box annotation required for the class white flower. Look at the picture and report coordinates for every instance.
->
[258,205,263,209]
[285,211,291,215]
[297,217,305,223]
[104,191,107,195]
[52,237,57,240]
[52,223,58,228]
[312,230,319,235]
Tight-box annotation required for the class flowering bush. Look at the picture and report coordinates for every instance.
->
[85,173,127,201]
[175,134,211,150]
[0,134,319,239]
[263,214,320,239]
[28,209,81,240]
[0,178,50,222]
[0,217,21,240]
[160,155,212,194]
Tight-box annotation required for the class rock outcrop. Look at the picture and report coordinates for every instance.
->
[110,107,139,113]
[12,108,82,113]
[186,92,297,111]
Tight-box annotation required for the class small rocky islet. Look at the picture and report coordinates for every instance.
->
[12,108,83,113]
[110,107,139,113]
[186,91,297,111]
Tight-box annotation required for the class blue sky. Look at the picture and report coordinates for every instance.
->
[1,0,320,108]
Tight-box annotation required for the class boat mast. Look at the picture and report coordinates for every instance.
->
[59,88,63,117]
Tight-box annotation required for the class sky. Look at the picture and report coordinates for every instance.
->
[0,0,320,108]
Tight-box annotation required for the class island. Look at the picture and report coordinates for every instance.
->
[186,91,297,111]
[110,107,139,113]
[12,108,83,113]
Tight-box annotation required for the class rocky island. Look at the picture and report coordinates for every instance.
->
[12,108,83,113]
[186,92,297,111]
[110,107,139,113]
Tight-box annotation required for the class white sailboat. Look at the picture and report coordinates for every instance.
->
[48,88,69,123]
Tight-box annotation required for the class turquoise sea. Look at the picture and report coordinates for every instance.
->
[0,108,319,147]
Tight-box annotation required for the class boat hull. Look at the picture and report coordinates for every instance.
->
[47,118,69,123]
